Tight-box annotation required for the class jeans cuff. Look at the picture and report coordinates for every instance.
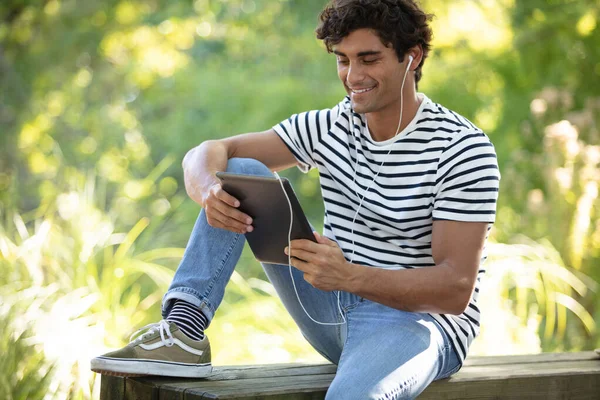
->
[162,288,215,321]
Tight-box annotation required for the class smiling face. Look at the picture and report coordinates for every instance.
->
[333,28,410,115]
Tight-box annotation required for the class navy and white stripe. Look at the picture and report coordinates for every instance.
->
[273,94,500,362]
[167,299,209,341]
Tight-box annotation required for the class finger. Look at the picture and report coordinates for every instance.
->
[208,196,253,225]
[303,273,316,288]
[212,184,240,208]
[210,186,253,224]
[285,247,317,263]
[290,239,322,252]
[208,208,252,234]
[290,257,312,273]
[207,215,246,234]
[313,231,338,247]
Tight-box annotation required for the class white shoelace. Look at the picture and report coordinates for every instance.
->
[129,319,175,347]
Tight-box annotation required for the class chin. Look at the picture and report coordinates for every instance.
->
[351,103,364,113]
[351,102,373,114]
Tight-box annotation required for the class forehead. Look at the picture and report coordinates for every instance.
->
[332,28,393,56]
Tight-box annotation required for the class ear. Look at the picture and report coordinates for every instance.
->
[407,45,424,71]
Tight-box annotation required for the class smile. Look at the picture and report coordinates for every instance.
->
[350,86,376,94]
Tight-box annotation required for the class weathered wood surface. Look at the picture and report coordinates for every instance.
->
[100,351,600,399]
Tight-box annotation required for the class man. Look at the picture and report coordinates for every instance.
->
[91,0,500,398]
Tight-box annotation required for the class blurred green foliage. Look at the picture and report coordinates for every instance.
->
[1,0,599,398]
[0,309,53,400]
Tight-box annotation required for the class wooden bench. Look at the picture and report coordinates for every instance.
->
[100,351,600,399]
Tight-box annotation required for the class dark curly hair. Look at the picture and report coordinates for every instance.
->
[316,0,434,87]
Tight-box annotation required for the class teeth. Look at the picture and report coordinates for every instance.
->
[352,87,374,94]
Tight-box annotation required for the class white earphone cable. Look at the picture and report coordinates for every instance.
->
[275,172,346,326]
[273,54,413,325]
[349,55,413,263]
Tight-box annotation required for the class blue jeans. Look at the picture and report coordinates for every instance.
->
[162,158,461,399]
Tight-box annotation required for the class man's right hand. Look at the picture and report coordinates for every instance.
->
[182,143,253,235]
[182,129,298,234]
[201,183,254,234]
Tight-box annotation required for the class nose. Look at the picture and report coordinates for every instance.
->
[346,62,366,87]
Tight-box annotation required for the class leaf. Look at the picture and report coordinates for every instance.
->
[127,259,175,288]
[555,293,596,334]
[136,247,185,262]
[113,217,150,262]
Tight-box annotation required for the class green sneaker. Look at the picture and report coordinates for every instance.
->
[91,320,212,378]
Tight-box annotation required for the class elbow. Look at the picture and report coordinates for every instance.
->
[183,144,201,169]
[449,297,470,316]
[448,277,475,315]
[182,140,219,169]
[194,139,218,155]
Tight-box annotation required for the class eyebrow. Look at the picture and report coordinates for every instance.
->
[332,50,382,57]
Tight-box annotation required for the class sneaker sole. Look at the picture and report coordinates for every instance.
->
[91,356,212,378]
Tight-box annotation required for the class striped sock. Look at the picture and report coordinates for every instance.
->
[166,299,209,341]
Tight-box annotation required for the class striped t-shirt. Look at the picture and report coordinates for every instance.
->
[273,93,500,362]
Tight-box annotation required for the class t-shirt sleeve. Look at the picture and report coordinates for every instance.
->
[433,132,500,223]
[272,106,337,173]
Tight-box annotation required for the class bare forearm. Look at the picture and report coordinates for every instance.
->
[182,140,229,206]
[345,263,473,315]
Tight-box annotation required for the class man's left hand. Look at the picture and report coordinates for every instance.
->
[285,232,359,292]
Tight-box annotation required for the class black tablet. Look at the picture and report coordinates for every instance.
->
[215,171,316,265]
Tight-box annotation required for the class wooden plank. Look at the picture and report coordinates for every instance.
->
[100,375,126,400]
[450,360,600,382]
[420,373,600,400]
[463,351,600,367]
[154,373,333,398]
[125,377,158,400]
[200,393,326,400]
[159,353,600,399]
[184,373,333,399]
[207,364,336,381]
[156,384,211,400]
[136,351,600,386]
[100,352,600,400]
[134,364,336,390]
[157,384,184,400]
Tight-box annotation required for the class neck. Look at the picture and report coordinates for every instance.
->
[366,87,421,142]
